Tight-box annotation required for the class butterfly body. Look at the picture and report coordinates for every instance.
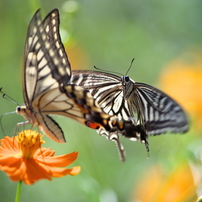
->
[121,76,135,99]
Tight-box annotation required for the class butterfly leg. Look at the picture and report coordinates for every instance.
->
[15,121,30,135]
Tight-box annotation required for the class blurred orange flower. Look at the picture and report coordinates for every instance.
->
[65,42,90,70]
[0,130,80,185]
[132,163,198,202]
[159,52,202,132]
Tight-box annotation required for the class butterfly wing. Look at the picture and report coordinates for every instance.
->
[32,84,115,130]
[20,9,73,142]
[71,71,133,120]
[23,9,71,107]
[134,82,188,134]
[42,9,72,82]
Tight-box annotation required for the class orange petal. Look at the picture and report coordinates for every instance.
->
[0,136,19,156]
[35,151,79,167]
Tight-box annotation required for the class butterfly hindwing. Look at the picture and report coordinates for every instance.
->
[32,84,111,129]
[36,114,65,142]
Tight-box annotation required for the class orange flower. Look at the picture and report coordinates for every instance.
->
[65,42,90,70]
[132,163,198,202]
[159,51,202,132]
[0,130,80,185]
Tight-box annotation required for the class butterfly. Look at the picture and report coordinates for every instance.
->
[71,69,189,153]
[16,9,131,144]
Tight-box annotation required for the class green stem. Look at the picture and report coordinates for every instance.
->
[15,181,22,202]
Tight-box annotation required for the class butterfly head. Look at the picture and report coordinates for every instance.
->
[121,75,129,85]
[121,76,134,99]
[16,106,25,114]
[16,105,36,124]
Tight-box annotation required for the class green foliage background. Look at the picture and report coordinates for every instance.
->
[0,0,201,201]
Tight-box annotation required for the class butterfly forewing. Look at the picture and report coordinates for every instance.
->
[42,9,71,80]
[23,9,71,107]
[135,83,188,134]
[71,71,133,120]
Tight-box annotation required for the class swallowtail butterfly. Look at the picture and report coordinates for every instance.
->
[71,70,189,156]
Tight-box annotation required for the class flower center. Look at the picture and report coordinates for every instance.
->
[16,130,45,158]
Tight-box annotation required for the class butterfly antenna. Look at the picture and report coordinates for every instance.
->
[125,58,135,76]
[0,87,19,105]
[0,88,19,136]
[93,66,123,77]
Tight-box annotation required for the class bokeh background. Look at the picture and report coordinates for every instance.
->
[0,0,202,201]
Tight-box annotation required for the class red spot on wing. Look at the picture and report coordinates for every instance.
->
[86,122,101,129]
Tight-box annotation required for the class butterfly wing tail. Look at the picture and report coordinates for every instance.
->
[38,115,66,143]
